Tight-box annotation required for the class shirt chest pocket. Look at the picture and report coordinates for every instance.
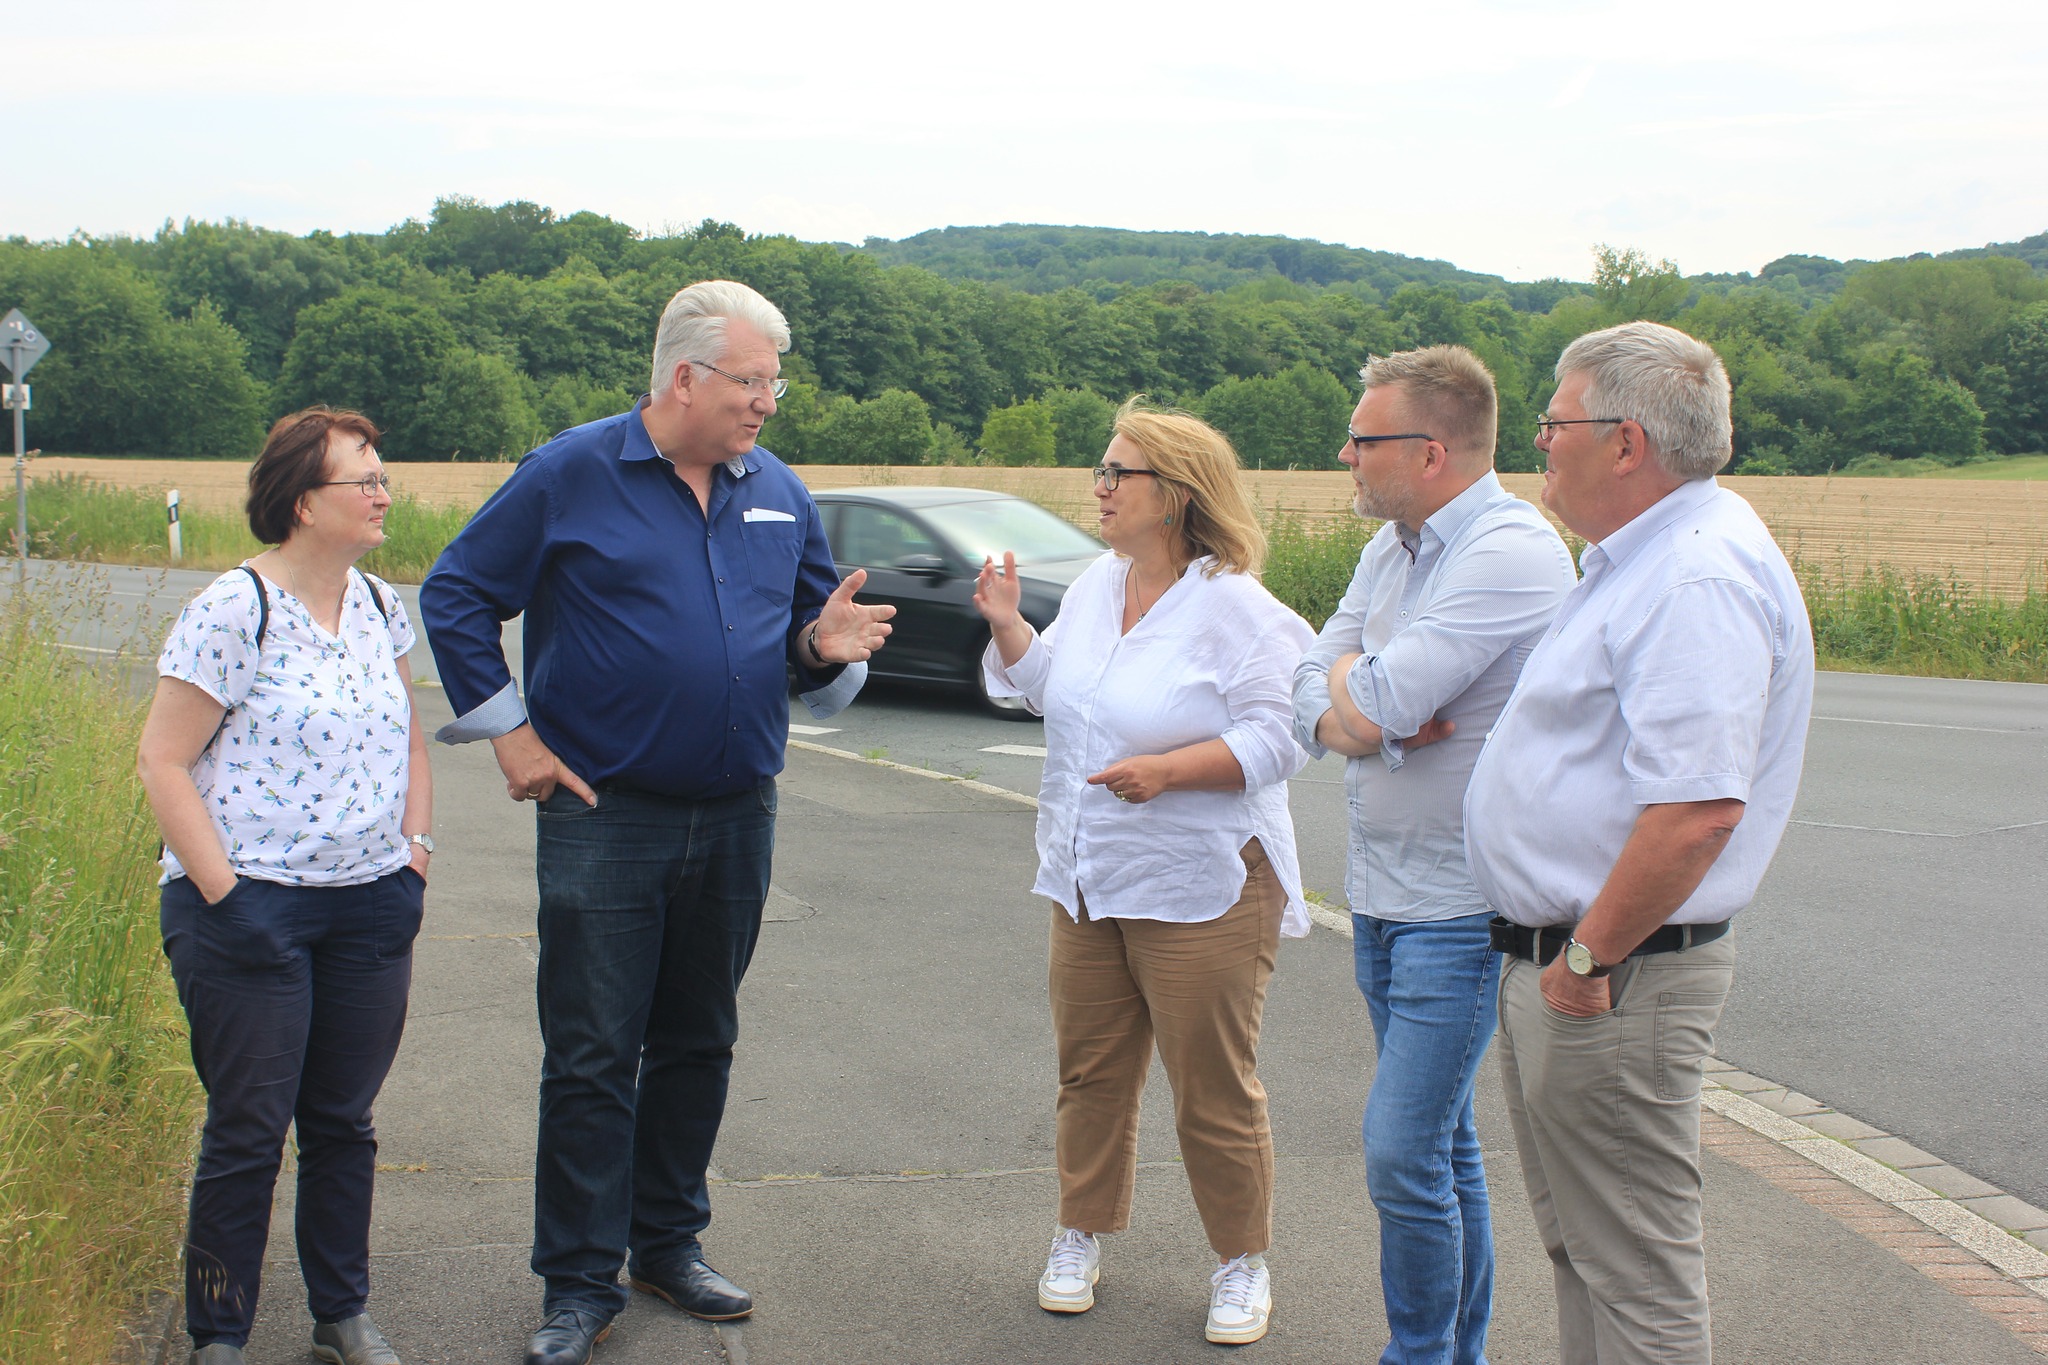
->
[742,522,803,608]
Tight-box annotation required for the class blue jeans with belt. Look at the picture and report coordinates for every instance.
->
[530,780,777,1317]
[160,867,423,1350]
[1354,910,1501,1365]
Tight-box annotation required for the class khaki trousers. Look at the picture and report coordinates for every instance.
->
[1049,839,1284,1259]
[1497,934,1736,1365]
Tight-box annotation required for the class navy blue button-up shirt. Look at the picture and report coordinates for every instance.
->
[419,404,862,800]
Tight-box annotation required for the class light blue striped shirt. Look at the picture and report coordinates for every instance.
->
[1291,471,1577,922]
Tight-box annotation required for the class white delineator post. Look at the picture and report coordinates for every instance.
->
[168,489,183,561]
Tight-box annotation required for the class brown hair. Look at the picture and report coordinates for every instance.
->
[1112,397,1266,577]
[246,406,382,544]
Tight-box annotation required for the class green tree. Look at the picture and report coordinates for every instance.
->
[1197,363,1352,469]
[414,350,541,460]
[818,389,935,465]
[151,219,358,379]
[1041,387,1117,467]
[1842,347,1985,464]
[1982,302,2048,453]
[0,241,265,454]
[980,400,1057,466]
[1592,245,1687,323]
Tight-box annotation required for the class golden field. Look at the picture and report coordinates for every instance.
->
[28,456,2048,597]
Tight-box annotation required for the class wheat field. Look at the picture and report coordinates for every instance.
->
[28,456,2048,597]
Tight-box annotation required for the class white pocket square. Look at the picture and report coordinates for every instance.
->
[743,508,797,523]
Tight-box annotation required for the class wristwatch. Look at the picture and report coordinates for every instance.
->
[409,833,436,855]
[1563,936,1611,978]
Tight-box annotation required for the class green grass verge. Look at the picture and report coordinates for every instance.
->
[23,474,471,584]
[1911,453,2048,480]
[1,590,201,1359]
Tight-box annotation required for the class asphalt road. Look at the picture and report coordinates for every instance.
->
[11,558,2047,1210]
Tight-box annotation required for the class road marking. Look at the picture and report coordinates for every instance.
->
[788,723,839,736]
[1790,817,2048,839]
[981,743,1047,757]
[1815,714,2043,736]
[54,641,122,656]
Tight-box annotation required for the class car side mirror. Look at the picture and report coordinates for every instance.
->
[894,553,950,576]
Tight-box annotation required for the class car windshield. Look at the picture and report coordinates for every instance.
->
[920,498,1101,566]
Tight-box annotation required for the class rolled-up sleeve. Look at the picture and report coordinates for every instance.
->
[1291,549,1376,757]
[1347,521,1577,739]
[1224,618,1315,793]
[1615,577,1781,805]
[980,622,1053,715]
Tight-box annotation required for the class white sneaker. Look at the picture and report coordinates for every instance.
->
[1038,1227,1101,1312]
[1206,1252,1271,1344]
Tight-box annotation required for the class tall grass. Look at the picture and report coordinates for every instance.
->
[1262,513,1374,630]
[1803,565,2048,682]
[25,474,471,584]
[0,587,201,1361]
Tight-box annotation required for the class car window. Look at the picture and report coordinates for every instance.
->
[920,499,1102,566]
[836,505,942,567]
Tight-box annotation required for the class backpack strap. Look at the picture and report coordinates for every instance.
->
[241,563,270,649]
[353,568,391,623]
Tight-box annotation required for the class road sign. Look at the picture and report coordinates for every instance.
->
[2,309,51,377]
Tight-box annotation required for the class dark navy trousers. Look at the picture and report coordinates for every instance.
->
[529,780,776,1316]
[160,867,422,1349]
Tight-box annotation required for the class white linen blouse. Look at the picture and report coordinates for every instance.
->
[983,552,1316,936]
[157,565,417,887]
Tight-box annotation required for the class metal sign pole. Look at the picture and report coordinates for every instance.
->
[11,338,23,586]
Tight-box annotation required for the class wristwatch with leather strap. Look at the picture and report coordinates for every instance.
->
[1563,936,1612,978]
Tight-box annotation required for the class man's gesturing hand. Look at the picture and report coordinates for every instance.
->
[810,568,896,664]
[491,724,597,807]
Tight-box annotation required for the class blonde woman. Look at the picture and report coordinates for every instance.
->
[973,399,1313,1345]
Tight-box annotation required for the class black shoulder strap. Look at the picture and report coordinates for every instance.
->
[354,568,390,623]
[240,564,270,649]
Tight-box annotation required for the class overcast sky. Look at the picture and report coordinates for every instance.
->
[14,0,2046,282]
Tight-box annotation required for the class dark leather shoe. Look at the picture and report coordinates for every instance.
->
[629,1257,754,1321]
[523,1307,613,1365]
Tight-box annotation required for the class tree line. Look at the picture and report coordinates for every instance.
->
[1,201,2043,472]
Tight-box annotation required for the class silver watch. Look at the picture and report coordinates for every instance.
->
[1563,937,1611,978]
[409,833,436,855]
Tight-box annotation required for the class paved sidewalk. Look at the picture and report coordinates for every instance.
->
[222,698,2047,1363]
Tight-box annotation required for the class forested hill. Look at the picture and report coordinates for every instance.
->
[857,223,2048,312]
[2,198,2044,473]
[855,224,1580,311]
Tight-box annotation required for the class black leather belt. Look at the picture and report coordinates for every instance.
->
[1488,916,1729,966]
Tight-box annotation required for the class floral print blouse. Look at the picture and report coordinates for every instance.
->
[157,565,417,887]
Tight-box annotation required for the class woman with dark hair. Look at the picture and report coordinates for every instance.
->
[137,407,431,1365]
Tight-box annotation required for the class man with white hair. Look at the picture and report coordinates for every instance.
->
[422,280,893,1365]
[1465,320,1814,1364]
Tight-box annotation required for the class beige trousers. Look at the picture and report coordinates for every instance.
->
[1497,934,1737,1364]
[1048,839,1284,1259]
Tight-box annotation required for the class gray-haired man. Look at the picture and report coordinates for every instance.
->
[1466,320,1814,1363]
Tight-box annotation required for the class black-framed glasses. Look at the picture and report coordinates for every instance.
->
[1092,465,1159,492]
[319,473,392,497]
[1535,416,1626,440]
[1347,430,1435,450]
[692,361,789,400]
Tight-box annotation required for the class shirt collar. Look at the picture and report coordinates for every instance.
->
[1593,475,1719,571]
[621,397,757,478]
[1421,469,1505,547]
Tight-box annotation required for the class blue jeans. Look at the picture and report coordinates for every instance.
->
[1354,911,1500,1365]
[530,780,777,1317]
[160,868,422,1349]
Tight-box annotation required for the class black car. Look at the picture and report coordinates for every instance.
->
[812,485,1103,718]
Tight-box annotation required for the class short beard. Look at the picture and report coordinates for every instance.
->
[1354,481,1420,530]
